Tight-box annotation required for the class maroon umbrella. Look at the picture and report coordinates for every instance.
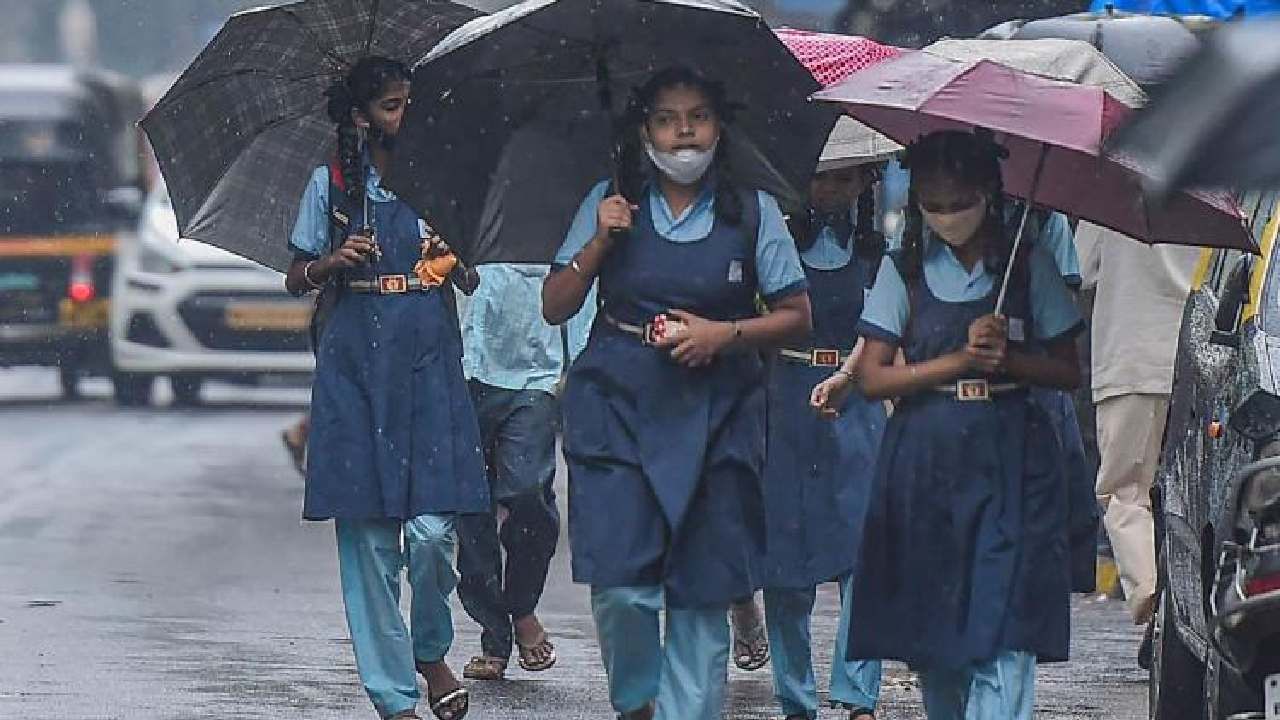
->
[813,49,1252,312]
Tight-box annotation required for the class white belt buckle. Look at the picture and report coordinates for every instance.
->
[956,379,991,402]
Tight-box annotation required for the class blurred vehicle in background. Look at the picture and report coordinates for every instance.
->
[109,181,314,406]
[1150,191,1280,720]
[0,64,145,398]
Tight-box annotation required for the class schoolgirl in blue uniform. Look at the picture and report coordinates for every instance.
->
[758,141,888,720]
[541,67,813,720]
[829,129,1083,719]
[284,57,488,720]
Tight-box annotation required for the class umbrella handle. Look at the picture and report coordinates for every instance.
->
[994,144,1049,317]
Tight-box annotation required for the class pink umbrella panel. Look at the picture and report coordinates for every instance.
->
[813,50,1253,252]
[774,27,903,88]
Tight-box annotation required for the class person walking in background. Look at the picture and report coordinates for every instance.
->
[762,132,889,720]
[453,262,595,681]
[1076,220,1199,626]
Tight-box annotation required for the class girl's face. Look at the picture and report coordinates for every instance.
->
[809,165,875,215]
[643,83,721,154]
[354,80,411,141]
[913,170,991,248]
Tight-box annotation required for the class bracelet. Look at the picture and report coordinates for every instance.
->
[834,369,855,382]
[570,257,584,275]
[303,260,324,290]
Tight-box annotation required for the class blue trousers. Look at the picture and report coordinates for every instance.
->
[335,515,458,719]
[591,586,730,720]
[917,652,1036,720]
[764,575,882,718]
[456,383,560,659]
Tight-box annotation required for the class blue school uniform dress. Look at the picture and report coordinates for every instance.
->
[554,178,806,719]
[290,164,488,719]
[760,210,886,718]
[852,235,1082,719]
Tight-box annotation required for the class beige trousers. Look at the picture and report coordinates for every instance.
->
[1095,393,1169,624]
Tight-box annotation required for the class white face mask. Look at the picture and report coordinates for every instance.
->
[920,195,988,247]
[644,137,718,186]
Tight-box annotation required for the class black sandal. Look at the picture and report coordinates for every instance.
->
[732,621,770,671]
[516,632,557,672]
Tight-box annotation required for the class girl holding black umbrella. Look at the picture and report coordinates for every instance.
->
[284,57,486,720]
[542,66,812,720]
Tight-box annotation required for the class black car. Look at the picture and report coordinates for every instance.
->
[1150,190,1280,720]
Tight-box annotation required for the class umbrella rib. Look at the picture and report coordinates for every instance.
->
[153,68,336,114]
[279,5,354,71]
[364,0,383,55]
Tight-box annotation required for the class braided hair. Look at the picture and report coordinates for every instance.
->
[617,66,745,226]
[324,56,410,206]
[789,165,885,268]
[899,129,1012,282]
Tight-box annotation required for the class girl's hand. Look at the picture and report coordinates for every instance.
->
[811,371,854,420]
[653,310,734,368]
[595,194,636,242]
[332,233,375,269]
[963,314,1008,374]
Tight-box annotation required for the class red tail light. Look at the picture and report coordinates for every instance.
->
[68,254,96,303]
[1245,573,1280,596]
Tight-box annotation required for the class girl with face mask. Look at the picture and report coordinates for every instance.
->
[816,129,1083,720]
[541,66,813,720]
[283,57,486,720]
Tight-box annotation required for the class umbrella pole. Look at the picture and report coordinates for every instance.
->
[994,144,1049,316]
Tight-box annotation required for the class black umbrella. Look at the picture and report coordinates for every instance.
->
[1110,18,1280,195]
[981,7,1201,88]
[140,0,481,272]
[386,0,838,266]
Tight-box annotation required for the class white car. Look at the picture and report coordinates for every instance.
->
[109,184,314,406]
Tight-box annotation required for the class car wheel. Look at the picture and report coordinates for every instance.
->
[1151,589,1206,720]
[1205,651,1259,720]
[171,374,203,406]
[59,364,82,399]
[111,372,154,407]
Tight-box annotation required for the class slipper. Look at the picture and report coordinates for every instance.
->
[463,655,507,681]
[516,632,557,672]
[429,687,469,720]
[732,621,770,671]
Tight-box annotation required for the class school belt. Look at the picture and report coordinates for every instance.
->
[603,313,660,345]
[347,275,428,294]
[933,379,1025,402]
[777,348,848,368]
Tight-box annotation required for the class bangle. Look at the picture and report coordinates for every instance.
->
[302,260,324,290]
[834,369,855,382]
[570,257,584,275]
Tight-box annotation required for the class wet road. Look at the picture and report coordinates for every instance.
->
[0,370,1147,719]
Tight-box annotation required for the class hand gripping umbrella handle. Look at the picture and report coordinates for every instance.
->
[994,144,1050,317]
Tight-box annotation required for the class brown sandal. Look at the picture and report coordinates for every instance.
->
[516,632,557,672]
[462,655,507,681]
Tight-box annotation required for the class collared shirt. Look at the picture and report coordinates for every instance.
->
[289,164,396,257]
[554,180,807,302]
[860,236,1082,344]
[457,263,596,394]
[1075,220,1198,402]
[799,204,884,271]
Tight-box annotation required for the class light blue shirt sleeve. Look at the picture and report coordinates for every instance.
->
[1028,242,1084,341]
[289,166,330,258]
[1038,212,1081,287]
[754,191,807,300]
[553,180,611,267]
[858,254,910,343]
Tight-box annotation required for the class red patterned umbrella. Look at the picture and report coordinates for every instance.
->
[774,27,903,88]
[775,28,905,166]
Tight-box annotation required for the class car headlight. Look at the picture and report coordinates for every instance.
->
[137,241,184,274]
